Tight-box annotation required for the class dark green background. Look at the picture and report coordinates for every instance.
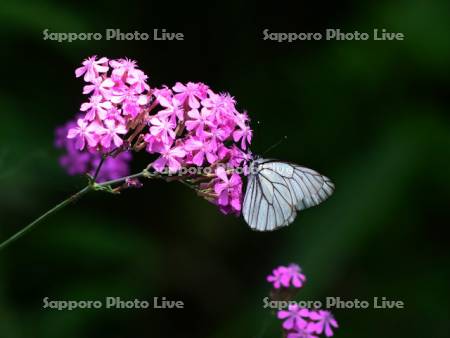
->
[1,0,449,337]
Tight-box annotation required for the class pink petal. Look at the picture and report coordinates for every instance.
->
[75,66,86,78]
[74,136,85,150]
[152,157,167,172]
[85,134,98,147]
[188,95,200,109]
[101,134,112,148]
[277,310,290,319]
[67,128,79,139]
[113,134,123,147]
[170,147,186,158]
[167,158,181,172]
[192,151,204,166]
[172,82,186,92]
[215,167,228,181]
[187,109,200,119]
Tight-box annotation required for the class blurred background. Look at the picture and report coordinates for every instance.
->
[0,0,449,337]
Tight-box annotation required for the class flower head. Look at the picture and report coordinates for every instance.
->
[59,56,254,216]
[75,56,109,82]
[172,82,208,109]
[267,264,306,289]
[213,167,242,212]
[67,118,99,150]
[152,143,186,173]
[307,311,338,337]
[277,305,311,330]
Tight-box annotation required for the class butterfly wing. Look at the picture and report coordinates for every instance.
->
[243,159,334,231]
[243,163,296,231]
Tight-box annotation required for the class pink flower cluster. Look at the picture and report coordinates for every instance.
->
[55,119,131,182]
[267,264,339,337]
[278,306,338,338]
[267,263,306,289]
[69,56,150,152]
[56,56,253,214]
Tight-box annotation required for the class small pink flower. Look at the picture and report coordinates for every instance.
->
[287,328,318,338]
[172,82,208,109]
[126,69,150,93]
[110,86,144,118]
[67,118,99,150]
[308,310,338,337]
[233,116,252,150]
[98,119,127,148]
[277,305,311,330]
[287,264,307,288]
[75,56,109,82]
[152,86,173,100]
[80,95,112,121]
[149,115,176,144]
[214,167,242,210]
[82,77,115,98]
[201,91,237,120]
[267,264,306,289]
[184,137,217,166]
[152,144,186,173]
[185,108,213,137]
[109,58,137,79]
[157,95,184,121]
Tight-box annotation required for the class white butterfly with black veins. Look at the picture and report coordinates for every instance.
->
[243,158,334,231]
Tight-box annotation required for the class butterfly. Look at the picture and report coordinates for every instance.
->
[242,158,334,231]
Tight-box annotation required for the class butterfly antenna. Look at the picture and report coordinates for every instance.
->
[262,135,288,156]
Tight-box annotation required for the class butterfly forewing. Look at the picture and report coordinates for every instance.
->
[243,158,334,231]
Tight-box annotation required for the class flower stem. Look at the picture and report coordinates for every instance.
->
[92,154,106,181]
[0,185,91,251]
[0,169,153,251]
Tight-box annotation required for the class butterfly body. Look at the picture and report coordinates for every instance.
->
[242,158,334,231]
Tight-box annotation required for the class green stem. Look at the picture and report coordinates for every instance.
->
[0,170,151,251]
[0,185,91,251]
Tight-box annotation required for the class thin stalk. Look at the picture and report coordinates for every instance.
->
[0,185,91,251]
[0,170,153,251]
[92,155,106,181]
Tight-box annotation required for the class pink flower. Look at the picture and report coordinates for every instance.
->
[287,329,318,338]
[228,145,252,170]
[67,118,99,150]
[184,137,217,165]
[75,56,109,82]
[233,115,253,150]
[308,311,338,337]
[157,95,184,121]
[152,144,186,173]
[172,82,208,109]
[277,305,311,330]
[80,95,112,120]
[110,86,138,105]
[82,77,115,98]
[110,86,146,118]
[152,86,173,100]
[267,264,306,289]
[149,115,176,144]
[185,108,213,137]
[214,167,242,211]
[287,264,307,288]
[201,91,237,121]
[65,57,255,217]
[109,58,138,79]
[127,69,150,93]
[98,119,127,148]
